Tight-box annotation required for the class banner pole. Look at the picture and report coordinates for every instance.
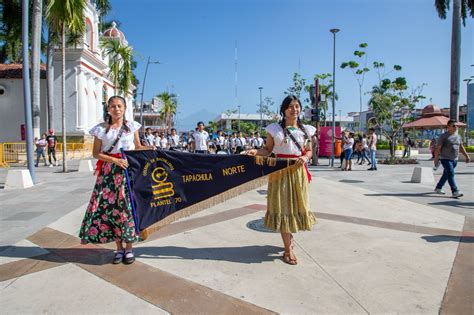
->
[121,149,141,236]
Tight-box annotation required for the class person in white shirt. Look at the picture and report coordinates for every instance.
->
[145,128,155,146]
[153,131,161,149]
[192,121,209,153]
[229,132,237,154]
[35,133,49,167]
[235,131,246,154]
[160,133,168,149]
[248,133,256,149]
[246,95,316,265]
[253,131,264,149]
[343,131,355,171]
[79,95,154,265]
[168,128,180,150]
[216,130,225,152]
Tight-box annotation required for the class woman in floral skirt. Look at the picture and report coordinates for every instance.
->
[79,96,153,264]
[247,95,316,265]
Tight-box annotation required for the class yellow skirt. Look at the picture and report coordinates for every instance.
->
[264,164,316,233]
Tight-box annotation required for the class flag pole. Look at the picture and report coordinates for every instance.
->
[121,149,141,235]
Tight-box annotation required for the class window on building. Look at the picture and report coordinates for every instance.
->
[85,19,93,50]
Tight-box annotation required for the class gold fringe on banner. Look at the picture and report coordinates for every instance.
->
[139,156,298,240]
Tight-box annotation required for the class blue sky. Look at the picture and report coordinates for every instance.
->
[106,0,473,120]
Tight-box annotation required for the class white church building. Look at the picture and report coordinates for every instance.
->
[0,1,135,143]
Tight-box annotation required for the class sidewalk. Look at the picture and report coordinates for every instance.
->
[0,159,472,314]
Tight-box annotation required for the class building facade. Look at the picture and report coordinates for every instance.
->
[0,0,134,143]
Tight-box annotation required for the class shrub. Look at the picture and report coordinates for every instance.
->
[378,157,419,165]
[376,144,404,150]
[465,146,474,153]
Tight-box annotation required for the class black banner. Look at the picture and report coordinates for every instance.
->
[124,150,290,232]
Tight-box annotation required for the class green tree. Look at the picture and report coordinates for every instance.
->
[156,92,178,131]
[368,76,426,157]
[0,0,23,63]
[207,121,218,133]
[100,37,133,95]
[45,0,86,172]
[341,43,369,130]
[434,0,473,120]
[285,72,307,101]
[232,121,257,135]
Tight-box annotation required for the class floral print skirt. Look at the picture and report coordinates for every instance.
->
[79,161,139,244]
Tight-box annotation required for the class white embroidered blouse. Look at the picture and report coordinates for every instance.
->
[89,121,142,153]
[265,123,316,156]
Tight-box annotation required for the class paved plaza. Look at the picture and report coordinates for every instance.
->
[0,156,473,314]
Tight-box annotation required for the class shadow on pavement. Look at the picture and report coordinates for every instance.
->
[0,246,113,266]
[0,245,283,265]
[134,245,282,264]
[364,192,443,197]
[421,235,474,243]
[428,200,474,209]
[339,179,364,183]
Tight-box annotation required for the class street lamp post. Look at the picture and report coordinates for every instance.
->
[139,56,160,130]
[330,28,340,167]
[258,87,263,131]
[463,77,473,144]
[238,105,241,131]
[21,0,36,183]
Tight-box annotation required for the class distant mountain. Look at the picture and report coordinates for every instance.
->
[176,109,219,132]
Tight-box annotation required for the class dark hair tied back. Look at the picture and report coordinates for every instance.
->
[105,95,130,134]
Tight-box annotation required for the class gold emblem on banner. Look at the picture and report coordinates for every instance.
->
[151,167,175,200]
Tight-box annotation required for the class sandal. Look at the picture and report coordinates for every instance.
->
[123,250,135,265]
[112,250,124,264]
[283,252,297,265]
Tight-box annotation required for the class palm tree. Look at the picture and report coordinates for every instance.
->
[100,37,133,96]
[45,0,86,173]
[31,0,42,138]
[434,0,474,120]
[156,92,178,131]
[46,29,58,131]
[0,0,23,63]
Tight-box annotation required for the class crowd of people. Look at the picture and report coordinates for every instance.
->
[140,122,266,155]
[337,128,378,171]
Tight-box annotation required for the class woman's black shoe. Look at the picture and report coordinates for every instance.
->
[123,250,135,264]
[112,251,124,264]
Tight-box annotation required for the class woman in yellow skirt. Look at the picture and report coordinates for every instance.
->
[247,95,316,265]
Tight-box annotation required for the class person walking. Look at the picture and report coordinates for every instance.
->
[359,134,371,166]
[434,120,470,198]
[79,95,154,264]
[367,128,378,171]
[34,133,48,167]
[46,129,58,167]
[247,95,316,265]
[429,137,436,159]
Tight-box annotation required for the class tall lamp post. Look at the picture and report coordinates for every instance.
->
[463,76,473,144]
[330,28,340,167]
[22,0,35,183]
[139,56,160,129]
[258,87,263,131]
